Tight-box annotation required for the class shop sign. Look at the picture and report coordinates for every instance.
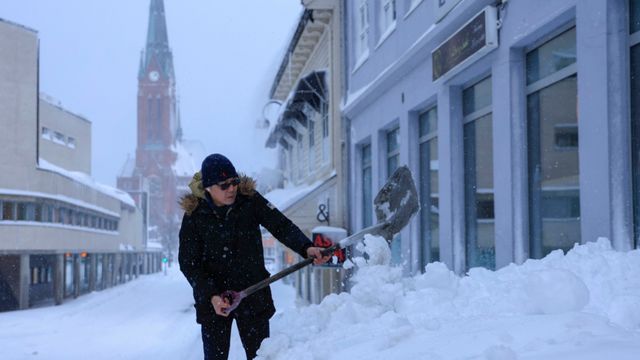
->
[432,6,498,81]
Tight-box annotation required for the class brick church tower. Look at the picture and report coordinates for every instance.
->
[117,0,201,256]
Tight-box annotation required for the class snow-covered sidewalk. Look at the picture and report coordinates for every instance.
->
[1,238,639,360]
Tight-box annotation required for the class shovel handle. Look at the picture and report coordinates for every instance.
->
[231,244,341,303]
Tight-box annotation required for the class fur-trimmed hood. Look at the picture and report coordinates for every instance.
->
[179,172,256,215]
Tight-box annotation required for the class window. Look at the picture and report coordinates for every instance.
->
[64,254,74,297]
[41,127,51,140]
[156,97,163,141]
[31,267,39,285]
[2,201,15,220]
[146,97,154,141]
[631,0,640,248]
[322,101,330,164]
[631,0,640,34]
[16,203,28,221]
[53,131,66,145]
[527,28,579,259]
[418,107,439,269]
[386,127,401,265]
[362,144,373,228]
[387,127,400,176]
[297,132,305,180]
[554,124,578,149]
[355,0,370,62]
[463,77,495,270]
[308,117,315,174]
[67,137,76,149]
[379,0,397,42]
[34,203,42,222]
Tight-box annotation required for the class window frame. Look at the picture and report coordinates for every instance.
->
[525,26,579,259]
[462,76,495,270]
[354,0,370,67]
[418,106,440,268]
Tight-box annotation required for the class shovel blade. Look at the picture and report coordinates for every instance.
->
[373,165,420,241]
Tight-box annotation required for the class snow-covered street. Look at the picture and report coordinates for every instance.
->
[1,237,640,360]
[0,264,296,360]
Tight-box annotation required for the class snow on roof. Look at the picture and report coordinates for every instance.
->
[146,241,163,250]
[39,92,90,123]
[172,140,206,177]
[38,158,135,208]
[264,178,327,212]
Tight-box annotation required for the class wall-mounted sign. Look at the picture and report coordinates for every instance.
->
[436,0,465,22]
[432,6,498,82]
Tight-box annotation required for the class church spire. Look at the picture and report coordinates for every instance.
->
[139,0,174,80]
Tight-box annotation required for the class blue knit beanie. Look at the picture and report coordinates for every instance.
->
[201,154,238,188]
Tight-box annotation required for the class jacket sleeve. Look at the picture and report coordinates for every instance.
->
[254,192,313,258]
[178,214,220,303]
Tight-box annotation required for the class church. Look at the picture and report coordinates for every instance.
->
[117,0,203,258]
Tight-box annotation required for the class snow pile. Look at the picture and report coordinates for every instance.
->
[258,236,640,359]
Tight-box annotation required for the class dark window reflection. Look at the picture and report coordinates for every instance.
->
[362,144,373,228]
[418,107,439,269]
[631,0,640,34]
[631,44,640,248]
[463,77,495,270]
[528,75,580,258]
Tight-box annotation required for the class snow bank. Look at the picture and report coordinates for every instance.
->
[258,237,640,359]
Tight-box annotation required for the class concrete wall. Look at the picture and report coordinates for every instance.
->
[39,99,92,174]
[0,20,38,177]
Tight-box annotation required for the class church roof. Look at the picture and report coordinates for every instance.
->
[139,0,175,80]
[118,153,136,178]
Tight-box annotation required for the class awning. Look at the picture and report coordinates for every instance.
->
[292,70,327,113]
[265,70,328,148]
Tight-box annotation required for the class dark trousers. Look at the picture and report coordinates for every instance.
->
[201,315,270,360]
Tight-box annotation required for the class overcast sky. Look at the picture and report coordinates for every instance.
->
[1,0,302,186]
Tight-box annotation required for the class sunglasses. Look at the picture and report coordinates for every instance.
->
[217,178,240,190]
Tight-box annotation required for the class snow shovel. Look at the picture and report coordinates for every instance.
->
[220,165,419,314]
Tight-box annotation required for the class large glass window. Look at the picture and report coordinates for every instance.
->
[527,28,579,258]
[79,255,90,293]
[631,0,640,34]
[387,127,401,265]
[362,144,373,228]
[631,0,640,248]
[64,254,75,297]
[418,107,439,269]
[463,77,495,270]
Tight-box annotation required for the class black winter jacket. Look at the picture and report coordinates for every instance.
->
[178,175,312,324]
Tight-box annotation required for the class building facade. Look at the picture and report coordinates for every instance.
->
[0,19,160,312]
[344,0,640,276]
[264,0,346,304]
